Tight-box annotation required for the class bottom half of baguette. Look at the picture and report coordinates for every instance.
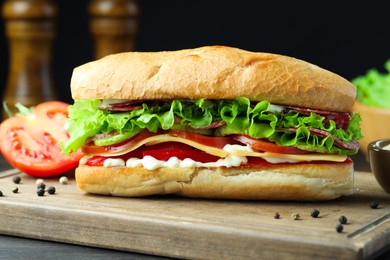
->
[75,160,354,200]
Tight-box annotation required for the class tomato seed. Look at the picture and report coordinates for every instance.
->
[12,142,20,150]
[43,132,56,145]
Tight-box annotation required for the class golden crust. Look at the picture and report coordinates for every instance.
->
[71,46,356,112]
[75,161,354,200]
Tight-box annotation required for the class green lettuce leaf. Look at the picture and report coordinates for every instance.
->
[352,59,390,108]
[61,98,362,155]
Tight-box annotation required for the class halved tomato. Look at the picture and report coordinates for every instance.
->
[0,101,84,177]
[232,135,309,154]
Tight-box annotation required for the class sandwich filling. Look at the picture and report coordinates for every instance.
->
[62,97,362,168]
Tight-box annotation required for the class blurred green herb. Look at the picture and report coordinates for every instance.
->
[352,60,390,108]
[14,103,34,116]
[2,101,34,118]
[2,101,13,118]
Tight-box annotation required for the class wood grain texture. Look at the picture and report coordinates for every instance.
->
[0,169,389,259]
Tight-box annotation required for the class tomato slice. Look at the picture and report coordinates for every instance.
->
[85,142,220,166]
[167,129,235,149]
[143,141,193,151]
[232,135,309,154]
[85,151,141,166]
[0,101,83,177]
[35,101,69,120]
[34,101,70,138]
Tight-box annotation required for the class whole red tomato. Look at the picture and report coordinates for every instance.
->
[0,101,83,177]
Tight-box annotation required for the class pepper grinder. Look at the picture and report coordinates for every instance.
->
[89,0,140,60]
[1,0,58,118]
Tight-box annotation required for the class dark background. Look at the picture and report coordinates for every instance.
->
[1,0,390,104]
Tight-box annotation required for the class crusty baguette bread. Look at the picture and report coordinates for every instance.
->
[71,46,356,112]
[75,161,353,200]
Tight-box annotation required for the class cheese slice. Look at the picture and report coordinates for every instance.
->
[99,134,229,157]
[96,134,347,163]
[230,149,347,162]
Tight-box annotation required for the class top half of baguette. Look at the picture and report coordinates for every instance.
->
[70,46,356,112]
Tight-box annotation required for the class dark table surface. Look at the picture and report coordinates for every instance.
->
[0,152,389,259]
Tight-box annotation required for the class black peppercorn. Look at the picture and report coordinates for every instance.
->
[37,188,45,196]
[274,212,280,219]
[339,215,348,225]
[370,201,379,209]
[12,187,18,193]
[336,224,343,233]
[311,209,320,218]
[47,186,56,195]
[12,176,21,184]
[37,182,46,190]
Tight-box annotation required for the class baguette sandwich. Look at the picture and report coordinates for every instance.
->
[62,46,362,200]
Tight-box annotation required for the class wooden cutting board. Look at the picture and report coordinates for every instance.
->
[0,169,389,259]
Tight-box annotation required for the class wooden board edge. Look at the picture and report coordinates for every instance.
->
[0,201,362,260]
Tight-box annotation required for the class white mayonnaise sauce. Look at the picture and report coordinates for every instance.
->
[125,154,246,170]
[100,143,299,169]
[103,158,126,167]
